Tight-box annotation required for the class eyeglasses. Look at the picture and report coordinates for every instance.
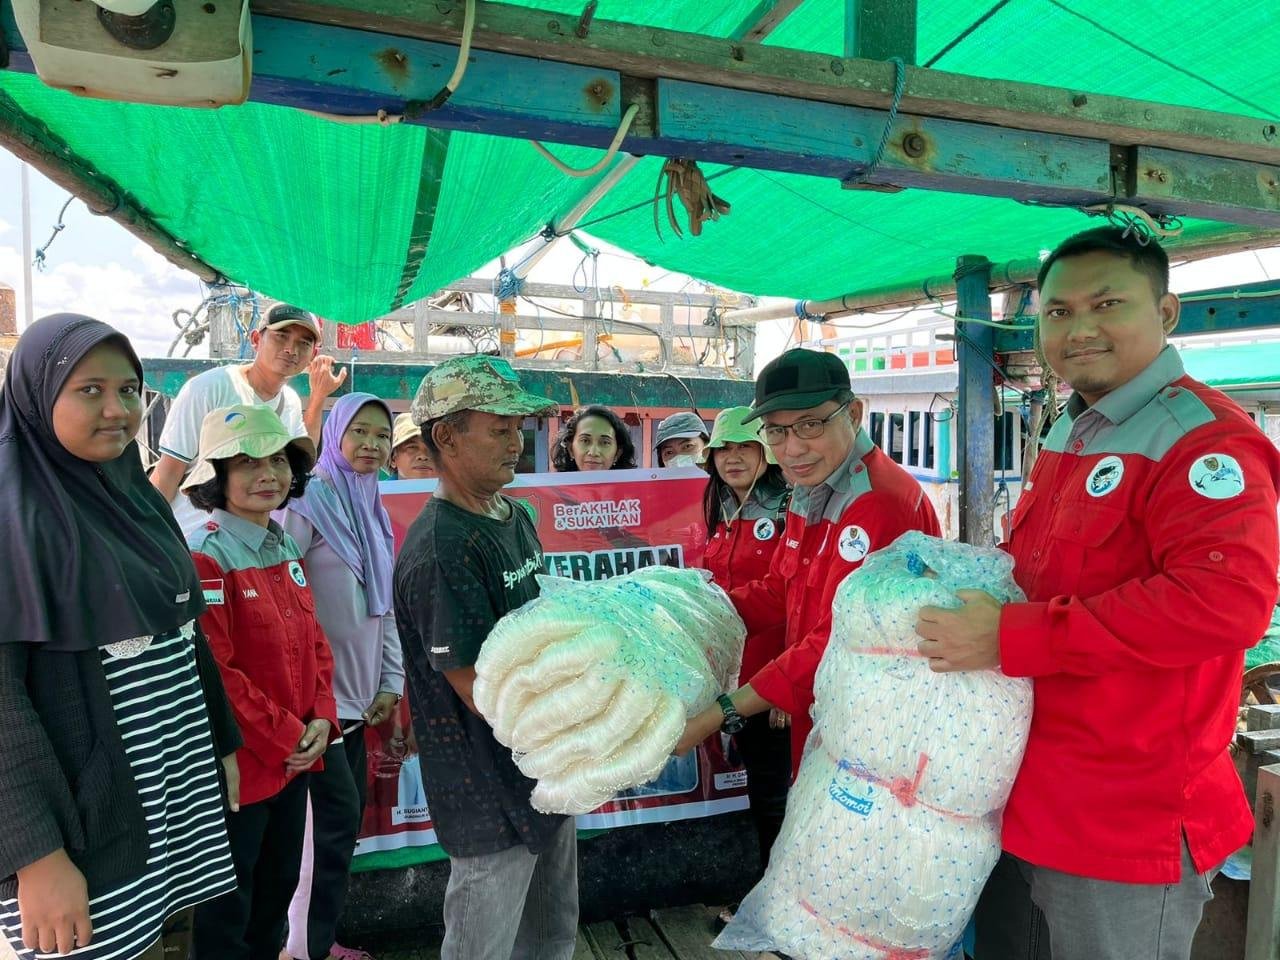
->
[758,403,849,447]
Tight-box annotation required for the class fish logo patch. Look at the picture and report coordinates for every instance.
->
[1189,453,1245,500]
[753,518,777,541]
[288,560,307,587]
[837,525,871,563]
[1086,456,1125,497]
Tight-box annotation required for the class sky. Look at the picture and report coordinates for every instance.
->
[6,148,1280,368]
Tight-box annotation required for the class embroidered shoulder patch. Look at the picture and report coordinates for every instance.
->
[1188,453,1246,500]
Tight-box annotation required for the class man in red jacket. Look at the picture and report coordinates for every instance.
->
[675,348,940,774]
[917,226,1280,960]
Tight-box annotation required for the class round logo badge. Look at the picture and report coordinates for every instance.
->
[288,560,307,588]
[837,525,871,563]
[1188,453,1246,500]
[222,410,248,430]
[753,518,777,542]
[1086,455,1125,498]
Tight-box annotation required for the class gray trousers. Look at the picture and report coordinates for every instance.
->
[441,818,579,960]
[973,840,1216,960]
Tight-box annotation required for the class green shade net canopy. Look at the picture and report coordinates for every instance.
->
[2,0,1278,323]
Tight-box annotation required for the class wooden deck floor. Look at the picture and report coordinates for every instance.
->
[377,904,781,959]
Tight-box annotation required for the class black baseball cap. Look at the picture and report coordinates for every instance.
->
[259,303,321,336]
[741,348,853,423]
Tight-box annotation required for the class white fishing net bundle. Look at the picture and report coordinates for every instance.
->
[717,532,1033,960]
[472,566,746,814]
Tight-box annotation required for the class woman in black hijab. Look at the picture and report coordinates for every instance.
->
[0,314,242,960]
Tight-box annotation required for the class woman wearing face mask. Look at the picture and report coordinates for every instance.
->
[654,411,710,468]
[182,405,337,960]
[550,404,638,472]
[388,413,436,480]
[0,313,240,960]
[699,406,792,890]
[280,393,405,960]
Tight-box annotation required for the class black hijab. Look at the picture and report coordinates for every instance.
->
[0,313,205,651]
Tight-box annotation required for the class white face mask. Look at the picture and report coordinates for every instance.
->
[665,454,700,469]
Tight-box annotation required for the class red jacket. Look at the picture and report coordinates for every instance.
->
[1000,347,1280,882]
[701,481,790,683]
[732,432,941,776]
[189,510,339,806]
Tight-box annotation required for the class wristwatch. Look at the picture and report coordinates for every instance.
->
[717,694,747,735]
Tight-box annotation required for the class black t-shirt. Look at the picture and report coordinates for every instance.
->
[393,495,567,857]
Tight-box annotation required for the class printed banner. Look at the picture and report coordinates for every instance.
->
[354,468,750,868]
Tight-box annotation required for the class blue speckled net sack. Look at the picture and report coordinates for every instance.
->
[717,532,1033,960]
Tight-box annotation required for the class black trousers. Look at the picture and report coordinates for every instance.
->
[290,732,364,959]
[194,772,310,960]
[733,712,791,871]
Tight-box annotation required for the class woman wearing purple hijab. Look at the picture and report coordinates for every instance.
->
[279,393,404,960]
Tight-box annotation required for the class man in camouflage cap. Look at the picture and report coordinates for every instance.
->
[392,356,576,960]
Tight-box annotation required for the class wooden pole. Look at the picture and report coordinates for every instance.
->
[0,94,223,284]
[1246,762,1280,959]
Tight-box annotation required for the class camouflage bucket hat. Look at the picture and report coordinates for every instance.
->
[411,355,559,424]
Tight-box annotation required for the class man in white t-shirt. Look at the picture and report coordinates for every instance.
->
[150,303,348,535]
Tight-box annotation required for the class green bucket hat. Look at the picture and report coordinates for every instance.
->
[698,405,777,465]
[411,355,559,424]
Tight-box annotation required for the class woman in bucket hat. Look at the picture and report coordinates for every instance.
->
[698,407,793,893]
[182,405,339,960]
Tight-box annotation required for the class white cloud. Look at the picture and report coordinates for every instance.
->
[0,217,12,239]
[0,241,209,358]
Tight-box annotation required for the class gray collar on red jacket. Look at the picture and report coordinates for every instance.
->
[209,507,284,554]
[792,427,876,525]
[1066,344,1185,427]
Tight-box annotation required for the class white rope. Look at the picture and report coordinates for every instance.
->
[529,104,641,178]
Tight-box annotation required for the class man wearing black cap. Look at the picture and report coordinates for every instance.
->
[675,348,940,776]
[150,303,346,536]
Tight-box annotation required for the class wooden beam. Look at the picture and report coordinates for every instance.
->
[1246,762,1280,960]
[249,0,1280,167]
[1124,146,1280,230]
[653,77,1111,201]
[729,0,807,43]
[9,8,1280,226]
[845,0,917,64]
[722,225,1280,322]
[247,16,624,142]
[0,90,222,283]
[443,276,733,307]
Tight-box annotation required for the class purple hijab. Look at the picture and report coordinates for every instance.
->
[290,393,395,616]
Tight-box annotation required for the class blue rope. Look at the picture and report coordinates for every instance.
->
[851,56,907,184]
[794,300,825,322]
[496,268,524,301]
